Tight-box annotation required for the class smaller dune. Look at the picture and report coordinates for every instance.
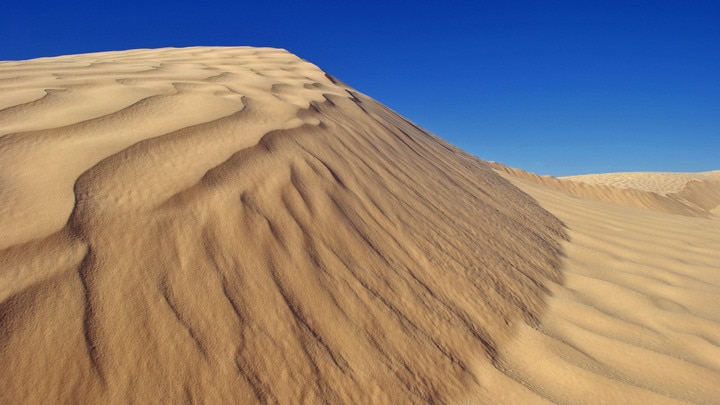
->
[489,163,720,218]
[563,171,720,194]
[479,166,720,404]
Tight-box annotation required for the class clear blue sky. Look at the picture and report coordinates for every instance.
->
[2,0,718,176]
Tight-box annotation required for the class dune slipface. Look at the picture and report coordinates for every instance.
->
[0,47,566,403]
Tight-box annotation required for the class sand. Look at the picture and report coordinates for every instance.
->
[562,171,720,195]
[480,166,720,404]
[1,47,718,403]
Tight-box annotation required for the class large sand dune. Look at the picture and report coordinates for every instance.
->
[1,47,718,403]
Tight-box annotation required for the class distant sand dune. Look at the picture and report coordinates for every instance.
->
[489,163,720,218]
[563,171,720,195]
[0,48,566,403]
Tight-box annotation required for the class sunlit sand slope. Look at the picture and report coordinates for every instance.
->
[562,171,720,194]
[490,163,720,218]
[480,165,720,404]
[0,48,566,403]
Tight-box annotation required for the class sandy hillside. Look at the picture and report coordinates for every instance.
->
[1,47,718,404]
[480,165,720,404]
[0,47,566,403]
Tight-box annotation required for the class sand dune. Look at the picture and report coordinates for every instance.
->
[562,171,720,194]
[489,163,720,219]
[1,47,565,403]
[1,47,718,403]
[481,166,720,404]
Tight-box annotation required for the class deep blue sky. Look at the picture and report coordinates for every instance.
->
[2,0,718,175]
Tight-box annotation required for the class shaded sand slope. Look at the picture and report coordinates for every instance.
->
[0,48,566,403]
[478,165,720,404]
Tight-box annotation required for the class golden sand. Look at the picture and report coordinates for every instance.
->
[1,47,718,403]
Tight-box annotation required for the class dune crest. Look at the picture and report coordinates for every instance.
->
[0,47,566,403]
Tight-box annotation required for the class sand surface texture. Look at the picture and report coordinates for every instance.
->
[1,47,718,404]
[1,47,566,403]
[481,165,720,404]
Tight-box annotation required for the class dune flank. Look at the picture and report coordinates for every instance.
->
[475,165,720,404]
[0,47,566,403]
